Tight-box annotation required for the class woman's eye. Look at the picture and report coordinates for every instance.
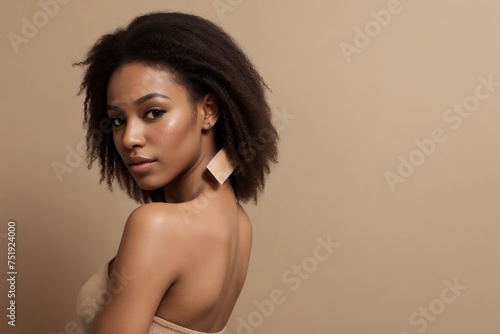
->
[111,118,125,126]
[144,109,165,119]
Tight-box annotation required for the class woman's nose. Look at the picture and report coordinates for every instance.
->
[122,119,146,149]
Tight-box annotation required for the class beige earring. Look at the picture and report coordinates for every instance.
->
[207,122,212,129]
[206,148,236,185]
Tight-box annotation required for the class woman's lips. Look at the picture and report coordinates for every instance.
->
[128,161,156,174]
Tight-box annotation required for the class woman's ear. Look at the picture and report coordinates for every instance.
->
[199,93,219,130]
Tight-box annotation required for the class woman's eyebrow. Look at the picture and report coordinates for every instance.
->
[134,92,170,105]
[106,104,124,113]
[107,93,170,112]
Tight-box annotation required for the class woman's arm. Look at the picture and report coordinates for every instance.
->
[92,203,183,334]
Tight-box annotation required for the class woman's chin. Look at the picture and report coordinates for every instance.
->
[134,180,164,191]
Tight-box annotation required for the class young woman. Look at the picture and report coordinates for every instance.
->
[74,12,278,334]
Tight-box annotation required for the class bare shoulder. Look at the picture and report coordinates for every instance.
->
[124,202,186,236]
[127,202,179,224]
[114,203,187,276]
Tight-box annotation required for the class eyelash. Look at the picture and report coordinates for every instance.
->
[110,108,166,127]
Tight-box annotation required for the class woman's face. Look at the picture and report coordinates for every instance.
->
[106,62,207,191]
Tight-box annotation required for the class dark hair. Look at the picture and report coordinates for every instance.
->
[75,11,278,204]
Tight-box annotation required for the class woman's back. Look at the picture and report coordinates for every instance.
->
[109,194,253,332]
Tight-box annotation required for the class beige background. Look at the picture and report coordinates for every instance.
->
[1,0,499,333]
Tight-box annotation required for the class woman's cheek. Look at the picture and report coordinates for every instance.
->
[158,112,194,146]
[156,119,177,145]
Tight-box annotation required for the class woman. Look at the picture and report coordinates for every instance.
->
[74,12,278,334]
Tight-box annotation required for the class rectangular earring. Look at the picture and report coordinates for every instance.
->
[206,148,236,185]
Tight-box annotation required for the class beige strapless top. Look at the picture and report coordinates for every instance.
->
[76,259,226,334]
